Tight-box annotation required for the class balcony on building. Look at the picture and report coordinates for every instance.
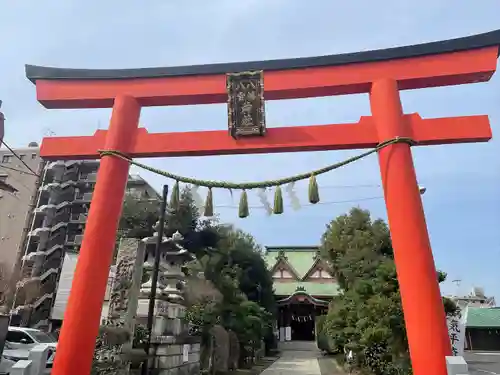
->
[69,212,87,224]
[78,171,97,183]
[65,233,84,246]
[28,227,50,239]
[44,229,66,251]
[73,191,93,204]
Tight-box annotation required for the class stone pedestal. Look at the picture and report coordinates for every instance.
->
[154,338,201,375]
[8,345,50,375]
[137,231,199,375]
[90,230,202,375]
[28,345,50,375]
[10,360,32,375]
[445,356,469,375]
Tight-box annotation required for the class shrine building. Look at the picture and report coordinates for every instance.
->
[264,246,339,341]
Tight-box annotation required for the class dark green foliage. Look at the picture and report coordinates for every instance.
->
[321,207,455,375]
[120,185,276,368]
[210,226,276,315]
[118,193,160,239]
[315,315,335,353]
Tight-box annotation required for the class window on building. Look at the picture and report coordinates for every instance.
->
[31,153,37,160]
[2,155,13,163]
[19,154,25,160]
[0,175,7,182]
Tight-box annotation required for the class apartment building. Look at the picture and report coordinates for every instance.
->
[9,159,159,330]
[0,143,42,278]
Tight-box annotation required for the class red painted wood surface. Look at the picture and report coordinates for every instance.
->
[371,79,452,375]
[50,96,141,375]
[34,47,497,109]
[39,114,491,159]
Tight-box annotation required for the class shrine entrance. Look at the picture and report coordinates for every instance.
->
[277,287,329,342]
[26,29,499,375]
[290,303,315,341]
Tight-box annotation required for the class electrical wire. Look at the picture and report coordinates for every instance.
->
[0,164,38,176]
[214,195,383,209]
[0,169,36,192]
[1,140,40,177]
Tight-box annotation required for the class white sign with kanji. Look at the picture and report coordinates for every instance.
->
[447,305,468,356]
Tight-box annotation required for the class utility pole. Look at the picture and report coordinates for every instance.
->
[0,100,4,145]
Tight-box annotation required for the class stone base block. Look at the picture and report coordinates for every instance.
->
[445,356,469,375]
[137,299,185,318]
[154,342,201,371]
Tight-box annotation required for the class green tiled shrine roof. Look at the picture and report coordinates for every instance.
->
[467,307,500,328]
[265,246,339,297]
[274,282,339,297]
[265,248,500,319]
[264,246,320,279]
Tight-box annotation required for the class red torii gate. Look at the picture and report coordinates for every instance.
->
[26,29,499,375]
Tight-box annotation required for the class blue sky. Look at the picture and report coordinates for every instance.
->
[1,1,499,300]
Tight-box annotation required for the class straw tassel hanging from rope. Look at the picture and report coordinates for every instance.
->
[273,186,284,214]
[308,175,320,204]
[170,180,180,209]
[238,190,249,218]
[204,188,214,217]
[99,137,412,219]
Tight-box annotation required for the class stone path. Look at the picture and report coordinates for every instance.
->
[260,342,346,375]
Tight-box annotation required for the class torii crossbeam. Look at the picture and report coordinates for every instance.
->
[27,29,499,375]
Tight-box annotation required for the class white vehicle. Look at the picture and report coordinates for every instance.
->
[2,327,57,373]
[5,327,57,350]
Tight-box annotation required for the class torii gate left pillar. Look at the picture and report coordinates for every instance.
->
[26,29,499,375]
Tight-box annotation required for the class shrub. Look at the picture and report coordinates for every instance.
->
[316,315,335,354]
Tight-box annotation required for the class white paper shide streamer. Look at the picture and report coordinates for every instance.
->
[189,185,205,212]
[257,188,273,216]
[286,182,301,211]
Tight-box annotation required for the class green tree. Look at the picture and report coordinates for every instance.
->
[119,186,276,360]
[206,228,276,358]
[118,187,219,258]
[321,207,455,375]
[118,193,160,239]
[203,226,275,315]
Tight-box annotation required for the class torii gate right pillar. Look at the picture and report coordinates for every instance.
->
[371,79,451,375]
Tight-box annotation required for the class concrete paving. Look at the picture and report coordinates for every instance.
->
[465,352,500,375]
[268,342,500,375]
[260,341,346,375]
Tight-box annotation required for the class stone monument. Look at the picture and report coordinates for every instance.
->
[137,229,201,375]
[91,224,201,375]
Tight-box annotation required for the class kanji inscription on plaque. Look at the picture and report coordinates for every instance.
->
[227,70,266,139]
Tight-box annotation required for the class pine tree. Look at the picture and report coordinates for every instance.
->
[321,207,454,375]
